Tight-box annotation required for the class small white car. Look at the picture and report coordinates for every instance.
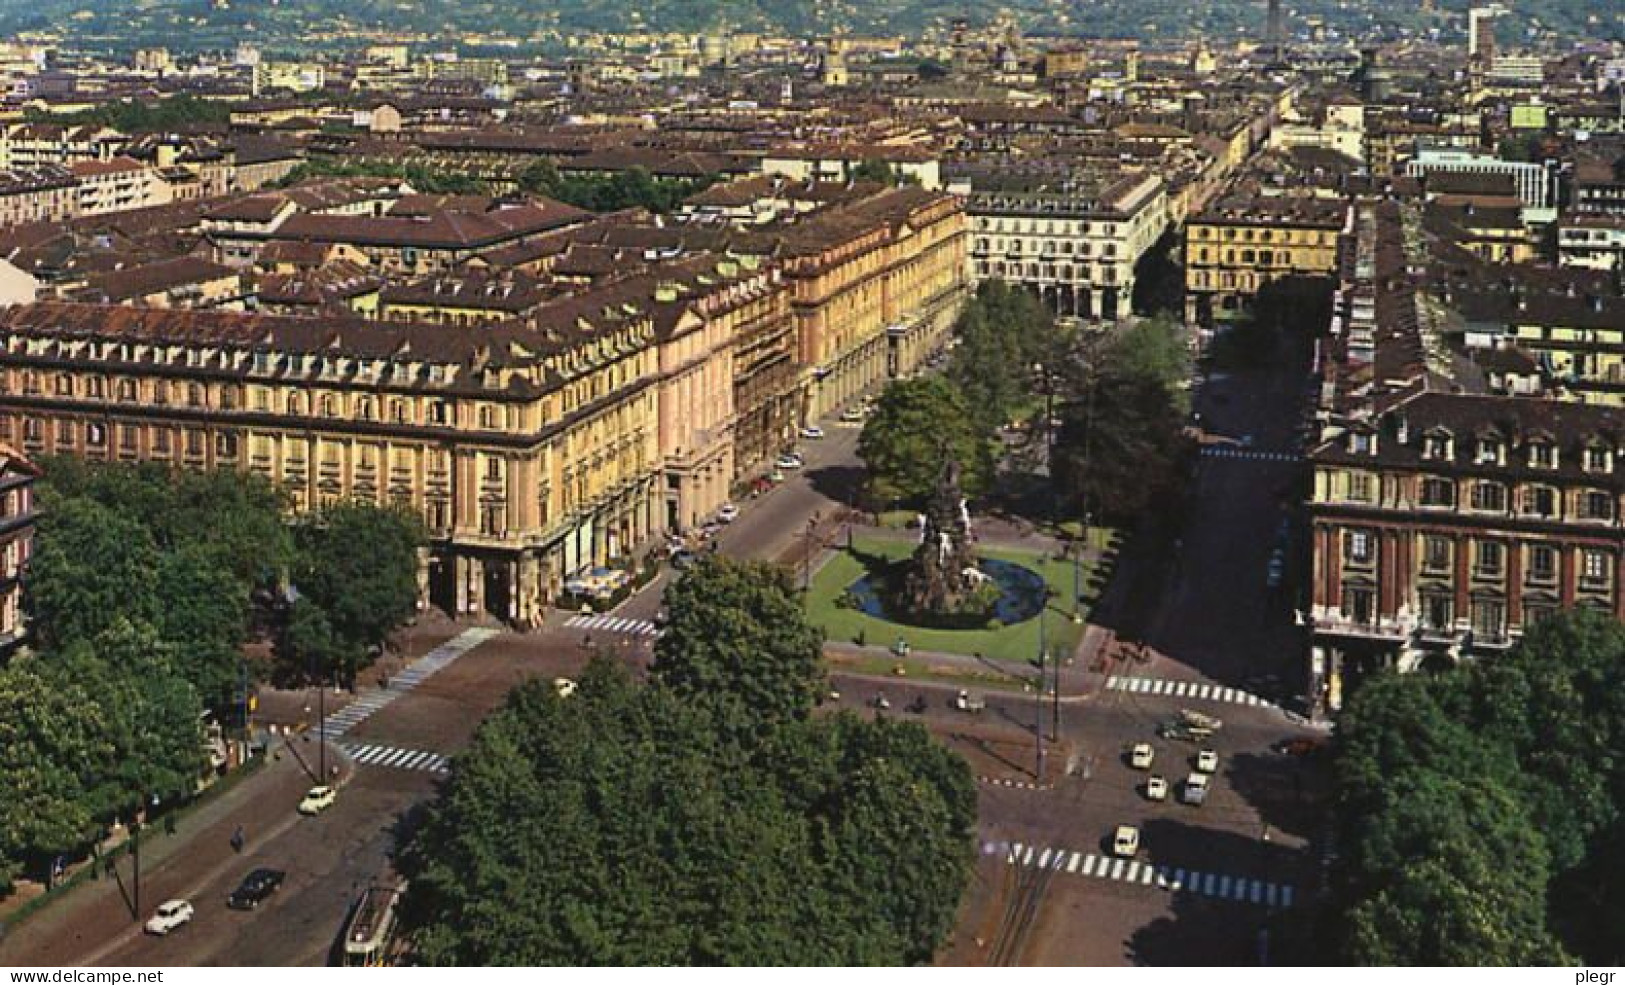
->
[553,677,577,698]
[298,785,337,816]
[800,425,825,439]
[839,406,865,423]
[1144,775,1169,802]
[1182,772,1211,806]
[1129,742,1155,770]
[1196,749,1220,774]
[1112,825,1140,858]
[145,899,194,936]
[775,454,802,470]
[716,503,739,523]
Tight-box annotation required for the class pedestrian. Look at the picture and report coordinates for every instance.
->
[230,825,244,853]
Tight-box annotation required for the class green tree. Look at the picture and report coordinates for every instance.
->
[26,496,161,648]
[404,661,824,965]
[1099,314,1192,404]
[1051,367,1186,524]
[155,547,251,708]
[849,158,917,186]
[858,376,992,506]
[0,664,108,889]
[402,658,977,965]
[290,501,424,684]
[651,556,826,744]
[947,279,1059,434]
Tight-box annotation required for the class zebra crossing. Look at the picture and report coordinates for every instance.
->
[1106,675,1275,708]
[563,613,662,638]
[337,741,450,775]
[321,627,500,740]
[1200,446,1302,464]
[987,839,1295,908]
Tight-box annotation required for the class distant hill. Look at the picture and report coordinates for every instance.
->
[0,0,1614,53]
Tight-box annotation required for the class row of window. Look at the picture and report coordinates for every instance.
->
[973,238,1118,258]
[975,218,1120,237]
[1190,225,1334,245]
[1342,529,1615,582]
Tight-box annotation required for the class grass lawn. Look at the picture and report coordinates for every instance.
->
[807,534,1089,663]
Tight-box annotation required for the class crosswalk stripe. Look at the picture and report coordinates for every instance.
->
[1081,854,1098,877]
[1140,865,1155,885]
[1124,861,1141,882]
[1202,873,1217,896]
[1106,675,1121,690]
[1109,858,1125,880]
[1038,848,1053,868]
[1250,880,1264,904]
[1218,875,1233,899]
[1171,868,1185,890]
[1067,852,1081,873]
[1022,845,1034,866]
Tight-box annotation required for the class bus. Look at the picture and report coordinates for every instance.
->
[341,882,407,967]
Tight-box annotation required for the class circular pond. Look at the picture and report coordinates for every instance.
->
[845,557,1048,628]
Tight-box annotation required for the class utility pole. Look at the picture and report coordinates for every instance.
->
[318,674,327,782]
[131,817,141,923]
[1052,645,1063,742]
[803,512,821,593]
[1034,603,1046,780]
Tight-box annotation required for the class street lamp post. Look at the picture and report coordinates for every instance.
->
[1035,599,1047,780]
[803,512,821,593]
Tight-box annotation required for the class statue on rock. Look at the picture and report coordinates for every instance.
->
[899,458,982,616]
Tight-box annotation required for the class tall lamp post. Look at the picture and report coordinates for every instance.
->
[803,512,821,593]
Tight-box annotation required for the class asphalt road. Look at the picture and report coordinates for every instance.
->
[9,342,1326,968]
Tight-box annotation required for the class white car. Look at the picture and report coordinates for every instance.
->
[298,785,337,816]
[1195,749,1220,774]
[775,454,802,470]
[1144,775,1169,802]
[1112,825,1140,858]
[1129,742,1155,770]
[716,503,739,523]
[553,677,577,698]
[145,899,194,936]
[839,406,865,423]
[800,425,825,439]
[1182,772,1211,806]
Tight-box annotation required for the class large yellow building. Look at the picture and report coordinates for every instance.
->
[1184,194,1346,327]
[0,295,664,627]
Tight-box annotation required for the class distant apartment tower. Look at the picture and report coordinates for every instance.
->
[1266,0,1284,57]
[1468,6,1499,63]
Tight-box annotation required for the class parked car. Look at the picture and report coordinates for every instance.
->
[839,406,866,423]
[1112,825,1140,858]
[298,785,337,816]
[716,503,739,523]
[145,899,194,935]
[775,454,802,470]
[1144,775,1169,802]
[1129,742,1156,770]
[800,425,825,439]
[670,549,699,571]
[1182,773,1210,806]
[953,689,986,713]
[1195,748,1220,774]
[553,677,577,698]
[227,869,286,911]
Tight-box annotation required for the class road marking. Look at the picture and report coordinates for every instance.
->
[992,840,1291,907]
[1105,676,1277,710]
[564,613,661,637]
[339,741,449,775]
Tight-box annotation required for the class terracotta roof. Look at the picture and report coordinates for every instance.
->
[75,256,238,303]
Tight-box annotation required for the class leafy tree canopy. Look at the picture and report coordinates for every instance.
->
[651,556,826,744]
[403,658,976,966]
[858,375,993,507]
